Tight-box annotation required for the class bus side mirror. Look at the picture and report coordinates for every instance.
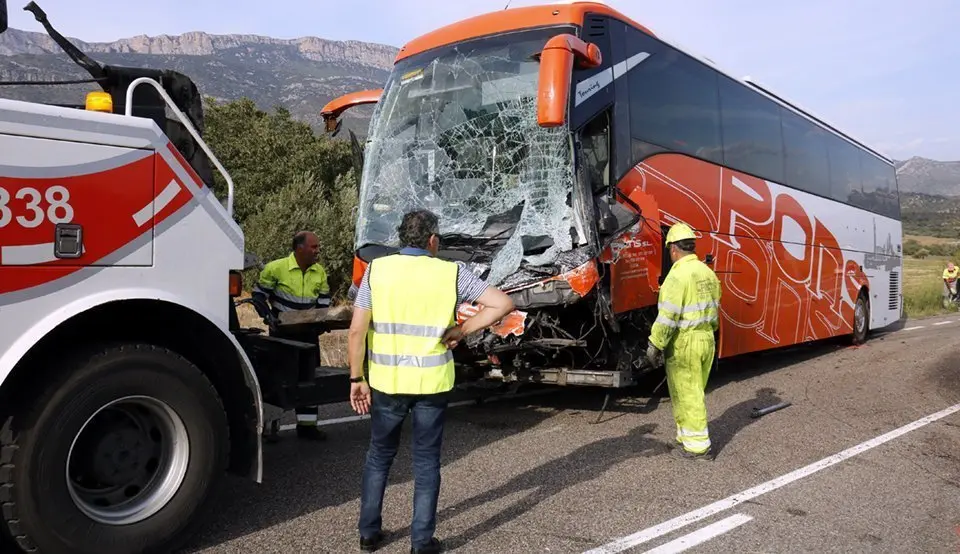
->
[0,1,8,34]
[319,89,382,135]
[536,34,602,128]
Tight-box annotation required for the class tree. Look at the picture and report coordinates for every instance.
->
[903,239,921,257]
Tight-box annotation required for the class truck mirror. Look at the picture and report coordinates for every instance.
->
[536,34,602,128]
[0,1,8,33]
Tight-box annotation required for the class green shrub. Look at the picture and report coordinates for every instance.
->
[904,279,956,317]
[201,97,360,302]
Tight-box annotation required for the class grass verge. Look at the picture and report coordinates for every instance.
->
[903,255,958,319]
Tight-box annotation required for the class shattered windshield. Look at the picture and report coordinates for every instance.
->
[356,27,581,285]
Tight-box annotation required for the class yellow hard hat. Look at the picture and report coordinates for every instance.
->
[665,222,697,245]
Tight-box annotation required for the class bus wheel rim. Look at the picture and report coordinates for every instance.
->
[65,395,190,526]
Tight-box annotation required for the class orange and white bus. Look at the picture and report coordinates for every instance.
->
[323,1,904,388]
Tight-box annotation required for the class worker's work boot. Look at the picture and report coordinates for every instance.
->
[296,425,327,441]
[675,447,713,461]
[359,531,383,552]
[410,537,442,554]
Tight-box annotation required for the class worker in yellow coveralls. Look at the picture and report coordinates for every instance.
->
[646,222,721,460]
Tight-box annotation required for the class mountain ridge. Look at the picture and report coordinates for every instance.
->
[894,156,960,197]
[0,26,399,133]
[0,27,399,66]
[1,26,959,198]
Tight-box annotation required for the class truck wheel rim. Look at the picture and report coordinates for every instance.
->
[65,395,190,525]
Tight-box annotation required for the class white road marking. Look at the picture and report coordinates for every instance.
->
[276,389,557,431]
[582,401,960,554]
[934,321,953,326]
[903,326,924,331]
[641,514,754,554]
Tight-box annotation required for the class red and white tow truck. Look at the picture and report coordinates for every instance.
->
[0,3,354,552]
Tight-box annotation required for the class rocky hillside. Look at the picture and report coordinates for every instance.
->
[895,157,960,197]
[0,27,399,134]
[2,26,959,190]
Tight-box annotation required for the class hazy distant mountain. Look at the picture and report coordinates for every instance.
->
[0,27,399,135]
[895,157,960,197]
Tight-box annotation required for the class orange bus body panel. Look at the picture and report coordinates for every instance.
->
[618,153,869,359]
[395,2,655,63]
[598,189,662,314]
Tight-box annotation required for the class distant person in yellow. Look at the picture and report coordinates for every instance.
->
[646,222,722,461]
[944,262,959,303]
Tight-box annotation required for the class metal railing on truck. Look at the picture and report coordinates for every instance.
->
[124,76,237,219]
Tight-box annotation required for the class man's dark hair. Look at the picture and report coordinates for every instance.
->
[292,230,310,251]
[397,210,440,249]
[674,238,696,254]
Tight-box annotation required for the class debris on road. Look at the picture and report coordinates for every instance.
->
[751,401,793,418]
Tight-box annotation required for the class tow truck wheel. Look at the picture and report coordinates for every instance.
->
[0,344,228,554]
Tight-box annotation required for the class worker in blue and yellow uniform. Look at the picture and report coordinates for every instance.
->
[252,230,332,441]
[646,222,722,461]
[346,210,515,554]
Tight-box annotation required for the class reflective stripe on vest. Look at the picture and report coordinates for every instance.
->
[367,254,459,395]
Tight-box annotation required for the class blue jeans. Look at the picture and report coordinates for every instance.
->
[359,388,449,548]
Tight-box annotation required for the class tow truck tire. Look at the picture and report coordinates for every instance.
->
[0,343,228,554]
[852,292,870,345]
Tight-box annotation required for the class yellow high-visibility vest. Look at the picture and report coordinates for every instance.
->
[367,254,459,395]
[649,254,722,351]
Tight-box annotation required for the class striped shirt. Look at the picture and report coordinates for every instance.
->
[353,249,489,310]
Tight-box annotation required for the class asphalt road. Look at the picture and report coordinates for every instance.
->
[181,315,960,554]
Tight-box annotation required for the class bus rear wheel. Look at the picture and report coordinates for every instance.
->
[1,344,228,554]
[852,292,870,345]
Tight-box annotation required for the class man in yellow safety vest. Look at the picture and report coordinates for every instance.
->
[646,222,722,460]
[346,209,515,554]
[252,230,332,441]
[943,262,959,302]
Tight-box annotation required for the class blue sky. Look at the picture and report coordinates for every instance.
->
[6,0,958,161]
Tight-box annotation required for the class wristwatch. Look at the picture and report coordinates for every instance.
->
[349,375,365,383]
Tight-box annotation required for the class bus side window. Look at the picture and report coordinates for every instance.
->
[580,113,610,194]
[580,113,621,237]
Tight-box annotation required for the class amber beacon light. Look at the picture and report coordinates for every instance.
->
[85,91,114,113]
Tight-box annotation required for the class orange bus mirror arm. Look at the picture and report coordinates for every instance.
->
[320,88,383,134]
[536,34,602,128]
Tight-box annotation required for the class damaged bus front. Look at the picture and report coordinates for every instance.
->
[325,15,659,389]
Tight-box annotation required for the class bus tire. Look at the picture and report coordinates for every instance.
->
[0,343,228,554]
[852,292,869,345]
